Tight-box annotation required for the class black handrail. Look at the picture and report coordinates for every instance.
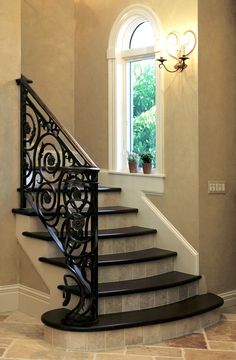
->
[16,75,99,326]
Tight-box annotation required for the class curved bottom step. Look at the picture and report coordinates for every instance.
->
[43,294,223,351]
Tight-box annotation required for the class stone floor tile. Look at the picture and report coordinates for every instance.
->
[4,312,41,324]
[0,347,6,356]
[0,323,43,340]
[95,354,153,360]
[0,338,14,346]
[64,351,94,359]
[223,313,236,321]
[4,339,66,359]
[208,340,236,350]
[223,306,236,314]
[153,358,182,360]
[184,348,236,360]
[0,315,10,322]
[126,345,182,357]
[205,321,236,341]
[155,332,207,349]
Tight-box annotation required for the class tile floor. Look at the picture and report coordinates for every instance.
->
[0,307,236,359]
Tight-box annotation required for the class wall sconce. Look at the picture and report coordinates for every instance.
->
[157,30,196,73]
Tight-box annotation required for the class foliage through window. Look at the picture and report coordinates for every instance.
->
[130,59,156,166]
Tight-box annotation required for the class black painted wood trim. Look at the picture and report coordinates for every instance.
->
[22,226,157,242]
[41,293,224,331]
[39,248,177,269]
[58,271,201,297]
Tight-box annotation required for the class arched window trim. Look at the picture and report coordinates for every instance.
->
[107,4,164,175]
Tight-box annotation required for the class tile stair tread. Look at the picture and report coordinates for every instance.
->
[12,205,138,216]
[22,226,157,241]
[39,248,177,268]
[57,271,202,297]
[41,293,224,331]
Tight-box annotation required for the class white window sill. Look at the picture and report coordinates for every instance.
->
[108,170,166,179]
[100,169,165,194]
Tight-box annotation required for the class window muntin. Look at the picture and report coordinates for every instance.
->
[129,21,155,49]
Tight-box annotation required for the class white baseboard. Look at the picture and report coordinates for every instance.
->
[0,285,19,312]
[219,290,236,308]
[0,284,50,319]
[18,285,50,319]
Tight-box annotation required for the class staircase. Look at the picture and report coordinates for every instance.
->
[13,76,223,352]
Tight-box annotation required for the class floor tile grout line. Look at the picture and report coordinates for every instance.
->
[1,338,17,359]
[202,329,210,350]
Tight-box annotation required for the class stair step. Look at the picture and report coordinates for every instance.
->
[39,248,177,269]
[22,226,157,242]
[58,271,201,297]
[12,205,138,217]
[17,185,122,193]
[99,248,177,266]
[41,293,223,331]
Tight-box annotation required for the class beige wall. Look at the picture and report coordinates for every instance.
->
[75,0,198,170]
[0,0,21,285]
[75,0,236,294]
[75,0,199,247]
[21,0,75,134]
[19,246,49,293]
[20,0,76,291]
[2,0,235,296]
[198,0,236,293]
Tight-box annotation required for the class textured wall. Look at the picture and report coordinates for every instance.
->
[11,0,236,297]
[75,0,199,247]
[22,0,75,134]
[198,0,236,293]
[75,0,236,295]
[0,0,21,285]
[20,0,76,291]
[19,246,49,293]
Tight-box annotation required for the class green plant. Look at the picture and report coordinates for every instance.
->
[133,62,156,118]
[140,151,153,164]
[132,106,156,166]
[127,151,139,162]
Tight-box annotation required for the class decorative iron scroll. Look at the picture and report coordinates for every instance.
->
[17,75,99,326]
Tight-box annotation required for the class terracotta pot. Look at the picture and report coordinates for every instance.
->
[128,160,138,173]
[142,162,152,174]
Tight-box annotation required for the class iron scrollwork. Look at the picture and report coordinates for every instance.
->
[17,75,99,326]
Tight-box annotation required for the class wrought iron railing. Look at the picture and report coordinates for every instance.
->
[16,75,99,326]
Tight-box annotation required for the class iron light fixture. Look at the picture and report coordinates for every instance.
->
[157,30,196,73]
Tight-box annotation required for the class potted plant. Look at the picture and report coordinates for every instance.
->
[127,152,139,173]
[140,151,153,174]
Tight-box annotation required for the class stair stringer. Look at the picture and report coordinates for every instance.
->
[99,171,199,276]
[15,214,73,312]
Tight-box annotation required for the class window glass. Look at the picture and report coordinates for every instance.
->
[129,21,154,49]
[129,58,156,167]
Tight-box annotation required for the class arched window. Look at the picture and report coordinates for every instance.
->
[107,5,163,174]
